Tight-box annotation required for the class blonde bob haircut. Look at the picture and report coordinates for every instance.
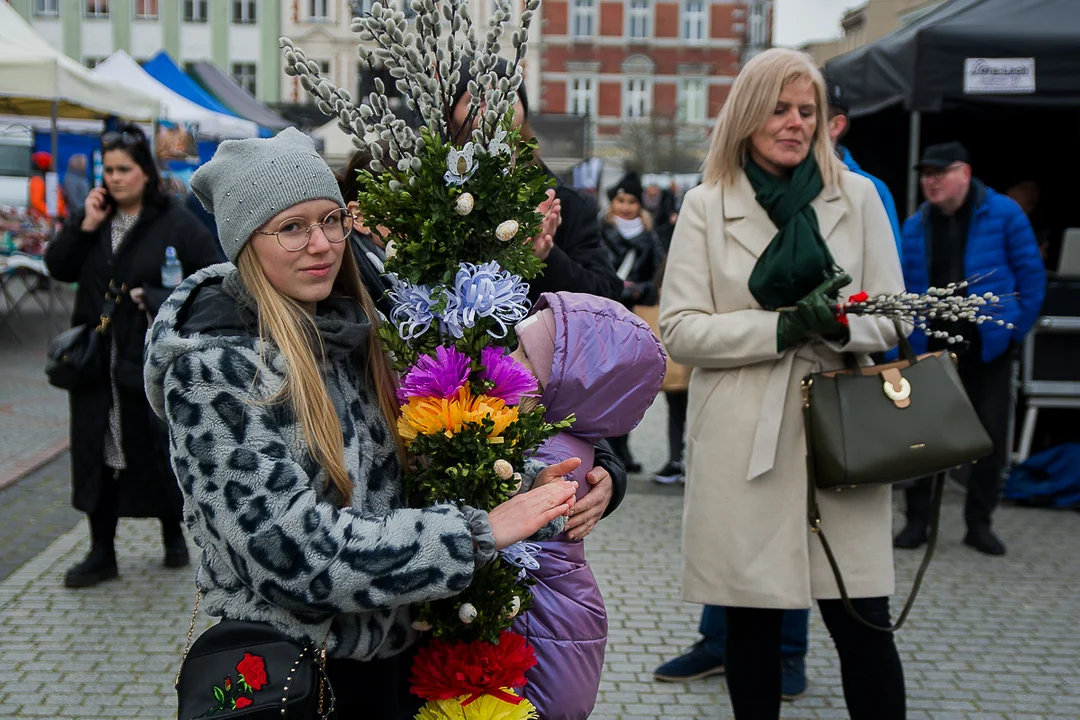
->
[702,48,844,189]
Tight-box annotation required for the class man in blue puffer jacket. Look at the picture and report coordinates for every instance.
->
[894,142,1046,557]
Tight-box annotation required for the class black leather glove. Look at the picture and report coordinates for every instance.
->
[776,274,852,351]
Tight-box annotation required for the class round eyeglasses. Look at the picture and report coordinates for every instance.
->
[255,208,354,252]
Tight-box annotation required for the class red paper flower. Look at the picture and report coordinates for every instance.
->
[234,697,254,709]
[410,631,537,704]
[236,653,268,691]
[849,291,869,304]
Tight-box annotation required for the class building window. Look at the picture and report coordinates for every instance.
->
[627,0,651,40]
[233,0,256,24]
[351,0,376,15]
[33,0,60,17]
[309,0,330,20]
[568,77,595,118]
[678,78,707,123]
[85,0,109,18]
[624,77,651,119]
[571,0,596,38]
[135,0,158,19]
[83,56,107,69]
[748,1,768,47]
[184,0,207,21]
[232,63,257,95]
[681,0,706,41]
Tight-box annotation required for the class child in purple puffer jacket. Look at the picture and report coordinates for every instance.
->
[510,291,666,720]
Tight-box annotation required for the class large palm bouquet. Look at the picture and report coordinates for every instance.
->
[282,1,569,717]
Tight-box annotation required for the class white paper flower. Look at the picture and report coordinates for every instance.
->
[455,192,475,216]
[444,143,478,186]
[385,239,397,259]
[494,459,514,481]
[512,472,522,493]
[495,220,520,242]
[411,618,433,631]
[458,603,478,624]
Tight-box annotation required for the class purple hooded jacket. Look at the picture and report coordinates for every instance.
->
[513,292,665,720]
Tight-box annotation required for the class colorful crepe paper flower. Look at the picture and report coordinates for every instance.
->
[398,388,519,444]
[388,276,439,341]
[410,631,537,705]
[398,345,473,403]
[442,261,530,339]
[415,693,538,720]
[478,346,538,405]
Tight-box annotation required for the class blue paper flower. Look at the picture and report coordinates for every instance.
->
[443,261,530,339]
[388,275,439,341]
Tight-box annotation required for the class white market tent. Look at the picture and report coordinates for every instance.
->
[0,2,160,121]
[92,51,258,139]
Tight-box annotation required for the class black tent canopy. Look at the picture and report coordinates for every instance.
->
[190,61,294,132]
[824,0,1080,215]
[826,0,1080,118]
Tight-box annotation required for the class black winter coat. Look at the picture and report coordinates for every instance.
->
[44,199,220,517]
[528,174,622,303]
[600,222,665,308]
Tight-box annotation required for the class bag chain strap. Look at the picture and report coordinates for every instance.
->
[175,586,333,719]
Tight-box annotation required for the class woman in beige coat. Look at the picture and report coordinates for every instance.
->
[659,49,906,719]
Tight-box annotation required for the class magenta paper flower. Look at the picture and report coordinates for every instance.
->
[478,346,539,406]
[397,345,473,403]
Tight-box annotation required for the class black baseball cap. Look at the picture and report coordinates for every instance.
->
[915,142,970,170]
[825,77,849,114]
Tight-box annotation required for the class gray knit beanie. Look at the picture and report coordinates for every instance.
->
[190,127,345,263]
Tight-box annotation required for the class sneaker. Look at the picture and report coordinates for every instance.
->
[654,640,725,682]
[654,461,685,485]
[781,656,808,701]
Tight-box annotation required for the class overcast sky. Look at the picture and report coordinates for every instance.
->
[773,0,855,48]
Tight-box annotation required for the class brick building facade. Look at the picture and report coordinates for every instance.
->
[538,0,771,163]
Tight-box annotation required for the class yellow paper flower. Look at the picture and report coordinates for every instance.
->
[416,692,538,720]
[399,388,519,445]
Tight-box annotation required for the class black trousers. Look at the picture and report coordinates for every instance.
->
[905,349,1012,529]
[88,465,183,551]
[324,643,424,720]
[665,390,688,465]
[726,599,905,720]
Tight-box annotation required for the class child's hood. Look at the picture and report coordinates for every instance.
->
[533,291,666,440]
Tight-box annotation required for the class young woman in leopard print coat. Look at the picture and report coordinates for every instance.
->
[143,130,578,718]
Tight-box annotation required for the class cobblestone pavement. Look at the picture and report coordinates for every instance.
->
[2,401,1080,719]
[0,291,72,489]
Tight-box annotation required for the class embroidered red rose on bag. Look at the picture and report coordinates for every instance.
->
[197,652,268,717]
[236,653,268,692]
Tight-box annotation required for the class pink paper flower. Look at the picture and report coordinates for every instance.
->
[477,346,539,406]
[397,346,473,403]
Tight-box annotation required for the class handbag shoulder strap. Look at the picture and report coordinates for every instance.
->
[803,396,944,633]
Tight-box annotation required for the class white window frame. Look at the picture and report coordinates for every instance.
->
[568,76,596,118]
[231,63,258,95]
[184,0,207,22]
[351,0,376,16]
[309,0,331,21]
[681,0,706,42]
[748,2,768,47]
[33,0,60,17]
[135,0,158,19]
[85,0,109,19]
[233,0,257,24]
[624,77,652,119]
[678,77,707,123]
[627,0,651,40]
[571,0,597,39]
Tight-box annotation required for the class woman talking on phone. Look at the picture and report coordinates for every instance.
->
[44,123,221,589]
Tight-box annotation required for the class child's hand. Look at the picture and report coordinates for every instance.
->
[533,457,582,488]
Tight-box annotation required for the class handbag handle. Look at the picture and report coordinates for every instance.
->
[803,398,944,633]
[844,319,918,376]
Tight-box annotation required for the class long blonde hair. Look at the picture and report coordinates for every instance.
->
[702,48,843,189]
[237,245,403,506]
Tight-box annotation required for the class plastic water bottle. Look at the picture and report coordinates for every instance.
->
[161,246,183,289]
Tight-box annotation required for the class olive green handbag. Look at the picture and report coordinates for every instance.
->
[802,323,993,632]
